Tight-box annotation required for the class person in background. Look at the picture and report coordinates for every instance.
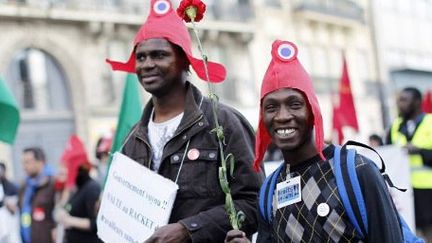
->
[386,87,432,241]
[56,161,102,243]
[0,162,18,212]
[94,134,113,186]
[0,161,20,243]
[55,134,102,243]
[18,147,57,243]
[368,134,383,148]
[225,40,403,242]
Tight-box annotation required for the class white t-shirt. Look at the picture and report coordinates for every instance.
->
[148,110,184,172]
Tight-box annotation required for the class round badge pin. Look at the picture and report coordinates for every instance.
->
[153,0,170,15]
[187,148,200,161]
[33,207,46,221]
[271,41,298,63]
[277,43,297,61]
[21,213,31,227]
[317,203,330,217]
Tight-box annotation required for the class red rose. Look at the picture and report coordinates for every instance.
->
[177,0,206,23]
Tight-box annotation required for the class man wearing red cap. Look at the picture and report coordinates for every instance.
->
[225,40,403,242]
[106,1,263,242]
[56,135,102,243]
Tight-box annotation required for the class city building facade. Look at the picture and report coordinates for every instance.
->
[0,0,384,179]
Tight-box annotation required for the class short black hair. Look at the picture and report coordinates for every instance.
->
[23,147,46,162]
[402,87,422,102]
[369,134,383,146]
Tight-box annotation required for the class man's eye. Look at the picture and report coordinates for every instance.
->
[290,102,303,109]
[265,105,277,112]
[136,54,145,61]
[153,52,166,59]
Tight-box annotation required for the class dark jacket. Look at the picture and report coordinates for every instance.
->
[122,82,264,243]
[18,176,56,243]
[0,178,18,207]
[65,177,102,243]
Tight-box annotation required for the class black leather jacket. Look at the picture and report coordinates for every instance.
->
[122,82,264,242]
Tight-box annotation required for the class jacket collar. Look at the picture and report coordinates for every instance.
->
[135,81,205,140]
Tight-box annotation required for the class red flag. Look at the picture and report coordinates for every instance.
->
[422,90,432,113]
[332,106,344,144]
[332,56,359,143]
[60,135,90,188]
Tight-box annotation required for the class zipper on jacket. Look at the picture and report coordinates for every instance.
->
[136,135,153,168]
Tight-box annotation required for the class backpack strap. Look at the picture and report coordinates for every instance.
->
[345,140,406,192]
[333,145,366,239]
[259,162,285,224]
[337,142,421,242]
[344,140,385,173]
[344,145,368,235]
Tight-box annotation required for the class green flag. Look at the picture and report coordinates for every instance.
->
[0,76,20,144]
[110,73,143,157]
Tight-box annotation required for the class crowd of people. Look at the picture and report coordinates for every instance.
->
[0,135,111,243]
[1,0,431,242]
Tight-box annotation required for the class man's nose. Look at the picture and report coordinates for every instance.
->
[274,107,292,121]
[142,57,156,69]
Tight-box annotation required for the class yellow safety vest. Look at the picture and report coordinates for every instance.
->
[391,114,432,189]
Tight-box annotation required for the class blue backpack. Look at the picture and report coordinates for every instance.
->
[258,141,424,242]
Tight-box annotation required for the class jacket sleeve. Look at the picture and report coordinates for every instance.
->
[179,108,265,243]
[256,207,275,243]
[419,149,432,167]
[356,155,404,243]
[83,181,102,232]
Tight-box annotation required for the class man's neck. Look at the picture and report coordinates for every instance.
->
[152,84,187,123]
[281,140,319,167]
[30,170,43,179]
[404,110,423,122]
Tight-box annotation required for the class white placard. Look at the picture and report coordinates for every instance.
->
[97,152,178,243]
[358,145,416,231]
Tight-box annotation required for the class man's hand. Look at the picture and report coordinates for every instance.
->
[4,196,18,214]
[55,208,72,229]
[404,143,421,154]
[144,223,190,243]
[225,230,251,243]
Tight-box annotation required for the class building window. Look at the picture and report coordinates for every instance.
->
[7,48,71,112]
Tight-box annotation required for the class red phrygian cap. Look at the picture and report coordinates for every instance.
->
[106,0,226,83]
[60,135,90,188]
[253,40,325,171]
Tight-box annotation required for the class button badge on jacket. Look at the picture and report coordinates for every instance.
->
[187,148,200,160]
[33,207,46,221]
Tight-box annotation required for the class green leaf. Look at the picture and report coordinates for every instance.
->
[209,93,219,102]
[236,210,246,229]
[210,126,226,144]
[226,153,235,177]
[218,167,230,194]
[225,194,234,210]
